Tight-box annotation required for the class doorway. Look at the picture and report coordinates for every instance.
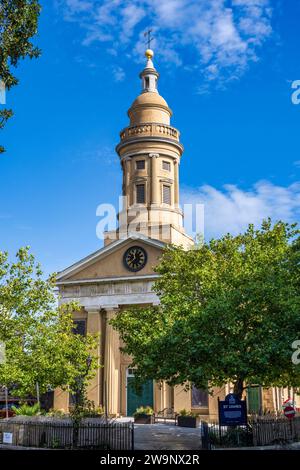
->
[126,369,154,417]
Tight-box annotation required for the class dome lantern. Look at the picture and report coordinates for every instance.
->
[127,49,172,126]
[139,49,159,94]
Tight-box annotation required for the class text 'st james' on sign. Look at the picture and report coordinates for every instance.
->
[218,393,247,426]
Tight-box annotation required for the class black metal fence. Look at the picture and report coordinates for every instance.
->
[0,420,134,450]
[251,415,300,446]
[202,415,300,449]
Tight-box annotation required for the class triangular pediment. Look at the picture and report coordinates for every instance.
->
[57,235,166,283]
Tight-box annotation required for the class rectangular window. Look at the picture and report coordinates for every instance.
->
[72,320,86,336]
[162,185,171,205]
[191,386,209,408]
[136,160,145,170]
[162,160,171,171]
[136,184,145,204]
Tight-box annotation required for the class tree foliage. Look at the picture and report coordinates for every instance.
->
[0,247,99,399]
[0,0,41,152]
[111,220,300,397]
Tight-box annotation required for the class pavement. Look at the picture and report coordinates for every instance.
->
[133,423,202,450]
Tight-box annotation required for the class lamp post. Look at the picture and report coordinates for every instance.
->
[86,355,92,371]
[4,386,8,419]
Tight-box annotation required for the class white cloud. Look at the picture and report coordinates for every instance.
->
[57,0,274,90]
[111,65,126,82]
[181,180,300,240]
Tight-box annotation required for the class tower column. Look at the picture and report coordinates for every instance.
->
[104,306,120,416]
[86,307,102,407]
[150,153,159,205]
[174,159,179,207]
[124,157,131,207]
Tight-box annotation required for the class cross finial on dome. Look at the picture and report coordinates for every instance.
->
[144,29,153,49]
[140,30,159,93]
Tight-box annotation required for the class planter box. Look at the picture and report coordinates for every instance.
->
[134,414,154,424]
[177,416,200,428]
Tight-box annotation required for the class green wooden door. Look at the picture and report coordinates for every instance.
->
[247,386,261,414]
[127,377,154,416]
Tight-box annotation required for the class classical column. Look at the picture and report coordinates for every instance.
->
[150,153,159,205]
[124,157,131,207]
[174,159,179,207]
[104,307,120,416]
[86,307,102,407]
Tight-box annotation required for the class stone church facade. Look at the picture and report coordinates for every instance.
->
[54,49,299,418]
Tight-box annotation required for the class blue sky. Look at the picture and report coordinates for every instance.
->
[0,0,300,275]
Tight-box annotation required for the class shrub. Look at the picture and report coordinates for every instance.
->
[178,409,198,417]
[134,406,154,417]
[12,403,41,416]
[69,400,105,420]
[209,426,252,447]
[46,408,69,418]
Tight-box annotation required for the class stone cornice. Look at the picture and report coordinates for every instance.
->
[119,150,181,163]
[57,273,160,286]
[116,137,184,156]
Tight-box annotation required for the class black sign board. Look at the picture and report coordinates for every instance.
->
[218,393,247,426]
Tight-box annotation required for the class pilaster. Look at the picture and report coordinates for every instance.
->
[86,307,102,407]
[150,153,159,205]
[104,306,120,416]
[174,159,179,207]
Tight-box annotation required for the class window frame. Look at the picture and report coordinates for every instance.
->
[162,184,171,205]
[136,160,145,170]
[191,385,209,409]
[136,183,146,204]
[162,160,171,171]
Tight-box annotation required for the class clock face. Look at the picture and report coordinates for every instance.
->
[123,246,147,272]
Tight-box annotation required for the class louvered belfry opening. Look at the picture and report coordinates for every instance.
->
[163,185,171,205]
[136,183,145,204]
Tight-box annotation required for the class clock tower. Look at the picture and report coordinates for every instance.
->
[55,48,199,418]
[105,49,193,248]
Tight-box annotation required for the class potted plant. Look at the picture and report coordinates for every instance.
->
[177,409,201,428]
[133,406,154,424]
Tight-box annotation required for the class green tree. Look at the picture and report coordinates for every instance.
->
[111,220,300,398]
[0,247,99,400]
[0,1,41,152]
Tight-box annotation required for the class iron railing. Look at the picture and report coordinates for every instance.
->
[0,420,134,450]
[202,415,300,448]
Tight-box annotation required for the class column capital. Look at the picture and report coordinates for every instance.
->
[103,305,119,319]
[101,304,119,311]
[85,306,100,314]
[149,153,159,158]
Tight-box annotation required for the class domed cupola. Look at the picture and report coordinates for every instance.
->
[128,49,172,127]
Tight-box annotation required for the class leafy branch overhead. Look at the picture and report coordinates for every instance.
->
[0,0,41,152]
[111,220,300,397]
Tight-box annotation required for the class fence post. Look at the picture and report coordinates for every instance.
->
[131,422,134,451]
[201,421,210,450]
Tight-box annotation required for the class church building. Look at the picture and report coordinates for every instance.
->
[53,49,299,418]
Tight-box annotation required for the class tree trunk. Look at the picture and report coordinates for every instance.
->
[233,378,244,399]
